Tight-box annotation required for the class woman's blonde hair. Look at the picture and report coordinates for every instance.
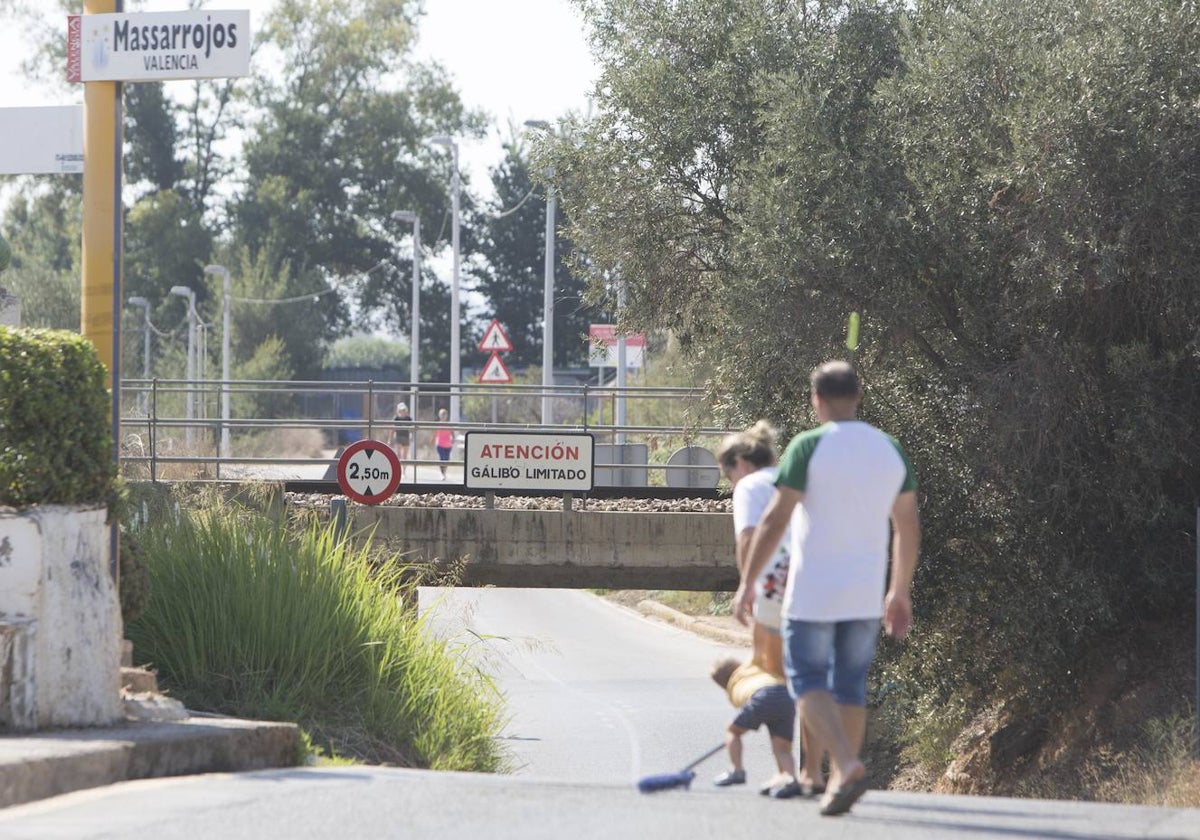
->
[716,420,780,472]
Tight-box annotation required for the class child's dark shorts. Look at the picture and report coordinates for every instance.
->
[732,684,794,741]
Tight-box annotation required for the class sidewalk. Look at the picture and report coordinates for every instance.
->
[0,714,300,809]
[633,599,752,647]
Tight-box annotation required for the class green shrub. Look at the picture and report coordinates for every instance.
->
[127,502,509,771]
[117,528,152,623]
[0,327,116,508]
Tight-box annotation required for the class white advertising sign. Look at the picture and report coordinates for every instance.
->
[464,432,595,492]
[67,10,251,83]
[0,107,84,175]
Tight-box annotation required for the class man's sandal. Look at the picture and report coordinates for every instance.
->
[818,776,870,816]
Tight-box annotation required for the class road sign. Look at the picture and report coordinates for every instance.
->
[67,10,251,83]
[588,324,646,368]
[478,352,513,384]
[478,319,513,353]
[465,431,595,492]
[336,439,401,505]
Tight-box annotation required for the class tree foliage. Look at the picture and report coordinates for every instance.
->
[558,0,1200,750]
[0,181,82,329]
[2,0,485,386]
[233,0,486,377]
[472,138,599,368]
[324,334,410,371]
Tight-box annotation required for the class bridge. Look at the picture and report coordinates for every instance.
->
[122,378,745,590]
[323,486,737,591]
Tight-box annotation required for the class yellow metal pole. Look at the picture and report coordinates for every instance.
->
[81,0,122,582]
[81,0,121,379]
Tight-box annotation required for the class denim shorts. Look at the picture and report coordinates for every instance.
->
[732,684,795,742]
[783,618,881,707]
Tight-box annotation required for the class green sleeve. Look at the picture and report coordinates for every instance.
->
[889,435,918,492]
[775,425,829,492]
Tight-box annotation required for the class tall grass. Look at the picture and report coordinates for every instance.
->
[127,503,509,771]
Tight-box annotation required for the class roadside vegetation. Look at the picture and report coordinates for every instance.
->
[551,0,1200,804]
[124,486,509,771]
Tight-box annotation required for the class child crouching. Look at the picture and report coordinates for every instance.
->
[709,656,802,798]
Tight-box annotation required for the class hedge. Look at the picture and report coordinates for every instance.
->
[0,327,115,508]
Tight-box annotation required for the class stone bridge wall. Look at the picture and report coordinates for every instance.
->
[349,505,738,591]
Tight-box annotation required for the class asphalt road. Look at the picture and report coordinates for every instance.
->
[2,588,1198,839]
[418,586,770,786]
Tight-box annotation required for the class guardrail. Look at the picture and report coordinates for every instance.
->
[118,377,736,491]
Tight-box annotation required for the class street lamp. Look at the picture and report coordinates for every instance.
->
[127,296,152,415]
[169,285,197,447]
[392,211,421,401]
[429,135,461,423]
[204,264,232,460]
[524,119,556,426]
[126,296,151,380]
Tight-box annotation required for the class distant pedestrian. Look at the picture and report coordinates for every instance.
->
[434,407,453,480]
[389,402,413,481]
[735,360,920,817]
[709,656,800,797]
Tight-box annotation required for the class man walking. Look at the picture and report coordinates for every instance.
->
[735,360,920,817]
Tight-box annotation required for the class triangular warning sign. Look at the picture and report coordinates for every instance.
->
[478,319,513,353]
[478,352,513,384]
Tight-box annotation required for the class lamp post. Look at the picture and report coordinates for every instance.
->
[204,264,232,460]
[524,119,556,426]
[126,296,151,379]
[127,296,151,415]
[169,284,197,447]
[392,211,421,404]
[430,136,460,423]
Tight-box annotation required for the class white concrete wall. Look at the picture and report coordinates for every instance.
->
[0,506,122,729]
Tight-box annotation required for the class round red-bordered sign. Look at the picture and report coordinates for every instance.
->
[336,439,402,505]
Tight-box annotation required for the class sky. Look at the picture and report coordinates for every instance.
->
[0,0,600,192]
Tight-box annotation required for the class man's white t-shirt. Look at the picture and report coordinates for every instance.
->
[732,467,790,622]
[777,421,916,622]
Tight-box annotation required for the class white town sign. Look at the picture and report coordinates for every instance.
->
[68,10,251,83]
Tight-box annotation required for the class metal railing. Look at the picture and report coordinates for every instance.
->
[118,377,736,490]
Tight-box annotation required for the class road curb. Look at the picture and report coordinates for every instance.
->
[635,600,751,647]
[0,715,301,809]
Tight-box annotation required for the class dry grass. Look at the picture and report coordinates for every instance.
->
[120,426,329,481]
[598,589,732,616]
[236,427,327,458]
[1083,715,1200,807]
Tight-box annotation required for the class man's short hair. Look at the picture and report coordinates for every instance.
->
[810,360,860,399]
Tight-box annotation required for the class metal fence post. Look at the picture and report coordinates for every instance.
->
[330,497,347,544]
[150,378,158,482]
[367,379,375,441]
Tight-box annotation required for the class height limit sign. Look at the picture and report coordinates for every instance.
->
[336,439,401,504]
